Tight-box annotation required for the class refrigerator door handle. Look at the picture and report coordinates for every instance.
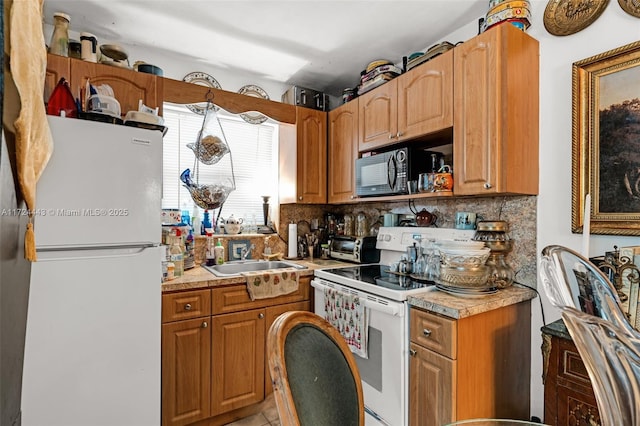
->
[38,242,159,252]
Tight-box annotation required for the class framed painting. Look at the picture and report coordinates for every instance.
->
[572,40,640,236]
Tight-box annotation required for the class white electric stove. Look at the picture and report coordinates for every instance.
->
[312,227,475,426]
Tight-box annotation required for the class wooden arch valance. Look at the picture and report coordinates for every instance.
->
[162,78,296,124]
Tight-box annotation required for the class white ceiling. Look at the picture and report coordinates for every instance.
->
[42,0,487,97]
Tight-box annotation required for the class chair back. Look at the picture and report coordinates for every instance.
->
[540,245,640,426]
[267,310,365,426]
[540,245,633,332]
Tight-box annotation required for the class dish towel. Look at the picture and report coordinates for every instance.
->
[243,268,299,301]
[323,287,369,359]
[10,0,54,261]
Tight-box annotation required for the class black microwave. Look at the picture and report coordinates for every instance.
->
[356,147,428,197]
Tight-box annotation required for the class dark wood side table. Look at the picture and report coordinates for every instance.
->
[541,320,601,426]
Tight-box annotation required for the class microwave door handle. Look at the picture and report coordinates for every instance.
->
[387,155,397,189]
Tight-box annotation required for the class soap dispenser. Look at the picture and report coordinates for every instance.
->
[214,238,225,265]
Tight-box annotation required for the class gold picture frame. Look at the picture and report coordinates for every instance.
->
[572,40,640,236]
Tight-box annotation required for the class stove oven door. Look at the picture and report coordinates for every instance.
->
[311,278,409,426]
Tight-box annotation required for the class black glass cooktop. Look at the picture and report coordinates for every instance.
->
[320,264,433,291]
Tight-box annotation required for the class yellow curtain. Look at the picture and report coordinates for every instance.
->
[9,0,54,261]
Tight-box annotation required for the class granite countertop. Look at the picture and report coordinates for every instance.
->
[161,258,350,293]
[408,284,538,320]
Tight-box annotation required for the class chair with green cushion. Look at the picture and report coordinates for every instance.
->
[267,310,364,426]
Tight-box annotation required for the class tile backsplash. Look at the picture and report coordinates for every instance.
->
[280,195,537,287]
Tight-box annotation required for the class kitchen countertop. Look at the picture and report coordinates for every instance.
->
[161,258,350,293]
[408,284,538,320]
[163,260,539,321]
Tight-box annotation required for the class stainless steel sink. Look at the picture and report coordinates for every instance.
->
[202,260,307,277]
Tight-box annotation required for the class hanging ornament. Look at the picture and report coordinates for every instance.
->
[181,91,236,210]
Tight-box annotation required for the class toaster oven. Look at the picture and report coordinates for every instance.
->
[329,235,380,263]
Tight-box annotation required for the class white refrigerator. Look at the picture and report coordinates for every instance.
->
[22,116,162,426]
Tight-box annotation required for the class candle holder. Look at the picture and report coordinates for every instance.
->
[594,245,640,302]
[257,195,274,234]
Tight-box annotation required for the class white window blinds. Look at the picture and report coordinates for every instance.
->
[162,104,278,225]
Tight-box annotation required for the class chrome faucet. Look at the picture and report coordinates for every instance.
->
[241,244,256,260]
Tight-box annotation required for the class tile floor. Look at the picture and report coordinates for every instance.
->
[223,393,280,426]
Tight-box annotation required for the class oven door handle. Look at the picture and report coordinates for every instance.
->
[311,279,403,317]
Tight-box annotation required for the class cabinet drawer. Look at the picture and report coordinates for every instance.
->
[212,278,310,315]
[410,308,456,359]
[557,338,591,385]
[162,289,211,323]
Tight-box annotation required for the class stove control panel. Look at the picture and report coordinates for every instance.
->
[376,227,475,252]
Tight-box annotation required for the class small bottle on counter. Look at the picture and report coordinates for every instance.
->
[169,233,184,277]
[166,262,175,281]
[214,238,225,265]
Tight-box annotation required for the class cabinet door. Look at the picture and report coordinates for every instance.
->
[328,100,359,203]
[69,58,160,117]
[453,24,539,196]
[45,54,70,105]
[162,317,211,426]
[358,79,398,151]
[296,107,327,203]
[409,342,455,426]
[263,300,311,396]
[211,309,266,415]
[398,50,453,141]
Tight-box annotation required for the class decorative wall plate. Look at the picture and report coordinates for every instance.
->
[543,0,610,36]
[182,72,221,115]
[237,84,269,124]
[619,0,640,17]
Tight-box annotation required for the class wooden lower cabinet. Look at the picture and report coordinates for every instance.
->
[409,342,454,426]
[162,276,311,426]
[162,317,212,426]
[409,301,531,426]
[542,320,601,426]
[211,309,265,415]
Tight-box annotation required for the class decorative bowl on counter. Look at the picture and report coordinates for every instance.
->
[439,247,491,267]
[439,264,490,288]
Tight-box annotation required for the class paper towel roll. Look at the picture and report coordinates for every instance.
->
[288,223,298,258]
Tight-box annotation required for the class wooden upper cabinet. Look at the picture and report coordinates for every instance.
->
[358,78,398,152]
[358,51,453,153]
[453,24,539,196]
[46,54,160,117]
[295,107,327,204]
[69,58,160,117]
[45,54,70,104]
[328,100,359,203]
[397,50,453,141]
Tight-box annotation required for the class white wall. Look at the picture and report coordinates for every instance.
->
[528,1,640,418]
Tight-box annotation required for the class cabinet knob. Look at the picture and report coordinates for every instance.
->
[388,134,394,139]
[483,182,492,189]
[397,131,403,138]
[350,195,355,199]
[258,313,265,319]
[409,349,417,357]
[184,303,192,311]
[298,196,303,201]
[201,321,208,328]
[423,329,432,337]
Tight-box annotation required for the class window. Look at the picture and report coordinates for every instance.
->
[161,104,279,227]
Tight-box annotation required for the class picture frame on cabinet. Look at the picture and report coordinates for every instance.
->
[572,40,640,236]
